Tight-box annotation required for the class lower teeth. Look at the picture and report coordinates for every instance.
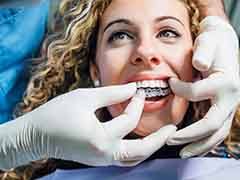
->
[146,96,163,101]
[138,87,170,98]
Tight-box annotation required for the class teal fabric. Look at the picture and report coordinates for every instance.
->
[0,0,49,123]
[224,0,240,41]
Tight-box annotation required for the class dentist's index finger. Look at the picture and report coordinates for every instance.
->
[92,83,137,108]
[103,90,145,139]
[169,73,226,102]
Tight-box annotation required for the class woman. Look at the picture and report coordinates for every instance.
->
[1,0,240,179]
[89,0,198,134]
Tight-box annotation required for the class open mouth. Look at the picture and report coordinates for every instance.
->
[136,79,171,101]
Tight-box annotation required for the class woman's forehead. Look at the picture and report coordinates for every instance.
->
[100,0,189,28]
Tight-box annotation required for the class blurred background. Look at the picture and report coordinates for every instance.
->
[225,0,240,43]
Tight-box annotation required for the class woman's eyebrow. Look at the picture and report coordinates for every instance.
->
[155,16,185,26]
[103,16,185,33]
[103,19,133,32]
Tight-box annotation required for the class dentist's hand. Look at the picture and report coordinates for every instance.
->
[167,16,240,158]
[0,83,176,170]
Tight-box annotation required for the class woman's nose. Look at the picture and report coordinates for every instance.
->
[131,41,161,67]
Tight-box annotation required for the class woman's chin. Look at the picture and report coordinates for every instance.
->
[125,120,177,139]
[132,124,164,137]
[132,129,149,137]
[131,117,181,138]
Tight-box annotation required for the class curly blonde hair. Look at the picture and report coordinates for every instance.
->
[2,0,239,179]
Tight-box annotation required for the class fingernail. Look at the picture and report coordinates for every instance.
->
[136,89,146,99]
[127,82,137,89]
[160,125,177,136]
[167,125,177,132]
[192,58,210,71]
[180,151,193,159]
[160,124,177,131]
[168,78,177,85]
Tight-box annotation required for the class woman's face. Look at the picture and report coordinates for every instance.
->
[92,0,194,136]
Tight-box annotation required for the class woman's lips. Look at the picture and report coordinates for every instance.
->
[125,74,171,84]
[143,94,172,112]
[120,93,173,113]
[123,73,175,112]
[119,73,176,113]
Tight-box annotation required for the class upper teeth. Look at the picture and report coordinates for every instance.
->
[136,80,170,98]
[136,80,168,88]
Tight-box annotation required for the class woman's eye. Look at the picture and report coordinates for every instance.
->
[158,29,180,39]
[108,31,133,43]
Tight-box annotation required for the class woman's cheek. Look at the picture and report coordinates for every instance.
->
[171,97,189,125]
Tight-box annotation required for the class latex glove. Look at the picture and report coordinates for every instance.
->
[167,16,240,158]
[0,83,176,170]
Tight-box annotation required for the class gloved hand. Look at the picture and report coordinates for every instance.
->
[167,16,240,158]
[0,83,176,170]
